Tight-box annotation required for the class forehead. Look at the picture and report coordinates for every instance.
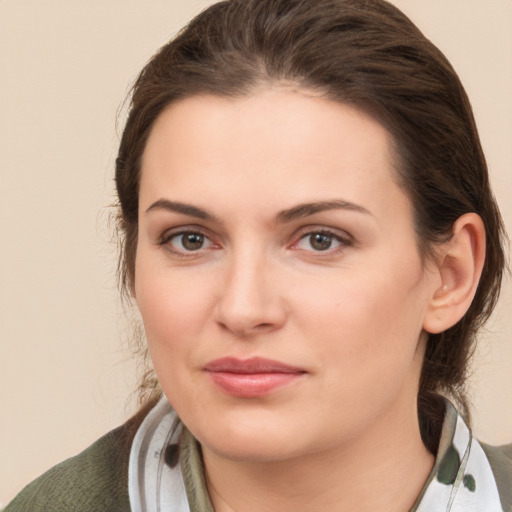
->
[139,88,410,224]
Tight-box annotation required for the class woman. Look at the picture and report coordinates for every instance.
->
[5,0,510,511]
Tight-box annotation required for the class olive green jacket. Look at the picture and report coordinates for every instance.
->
[3,426,131,512]
[5,401,512,512]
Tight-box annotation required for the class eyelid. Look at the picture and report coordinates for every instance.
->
[157,225,222,257]
[289,225,354,252]
[294,225,353,242]
[158,224,213,243]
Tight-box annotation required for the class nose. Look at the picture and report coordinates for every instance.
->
[214,250,287,338]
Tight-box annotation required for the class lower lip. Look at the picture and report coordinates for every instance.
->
[207,371,304,397]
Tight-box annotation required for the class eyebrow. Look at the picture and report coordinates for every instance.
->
[145,198,371,224]
[274,200,371,224]
[145,199,219,222]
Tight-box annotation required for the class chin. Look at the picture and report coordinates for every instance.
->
[190,413,311,462]
[202,433,303,463]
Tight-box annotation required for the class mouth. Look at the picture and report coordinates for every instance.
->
[203,357,306,398]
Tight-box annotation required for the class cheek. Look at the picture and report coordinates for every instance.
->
[134,259,214,356]
[294,273,428,435]
[134,264,216,411]
[295,259,429,378]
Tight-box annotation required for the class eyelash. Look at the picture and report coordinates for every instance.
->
[157,227,353,258]
[158,228,218,258]
[291,228,353,255]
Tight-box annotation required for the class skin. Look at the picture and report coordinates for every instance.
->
[135,88,445,512]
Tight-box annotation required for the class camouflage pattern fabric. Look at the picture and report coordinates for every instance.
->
[411,401,505,511]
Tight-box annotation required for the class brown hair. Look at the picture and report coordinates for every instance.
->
[115,0,507,449]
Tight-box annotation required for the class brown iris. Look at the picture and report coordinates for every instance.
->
[309,233,333,251]
[181,233,205,251]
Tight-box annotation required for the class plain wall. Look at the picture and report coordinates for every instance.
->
[1,0,511,506]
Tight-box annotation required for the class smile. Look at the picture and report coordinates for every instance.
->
[203,357,306,398]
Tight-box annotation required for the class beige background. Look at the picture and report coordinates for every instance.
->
[0,0,511,506]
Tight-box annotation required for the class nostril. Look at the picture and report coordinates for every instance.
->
[216,318,279,338]
[255,322,274,330]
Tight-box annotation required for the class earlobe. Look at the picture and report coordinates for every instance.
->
[423,213,486,334]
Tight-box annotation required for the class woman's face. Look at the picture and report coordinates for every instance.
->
[135,89,440,461]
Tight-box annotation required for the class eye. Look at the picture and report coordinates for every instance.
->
[294,229,351,253]
[303,232,335,251]
[163,231,214,253]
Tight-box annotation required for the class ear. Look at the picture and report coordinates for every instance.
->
[423,213,486,334]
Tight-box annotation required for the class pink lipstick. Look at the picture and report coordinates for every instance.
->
[204,357,306,397]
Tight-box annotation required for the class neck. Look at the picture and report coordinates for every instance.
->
[202,402,434,512]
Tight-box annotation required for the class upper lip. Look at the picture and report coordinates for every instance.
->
[204,357,305,374]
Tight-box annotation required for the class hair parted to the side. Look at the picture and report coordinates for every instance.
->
[115,0,507,450]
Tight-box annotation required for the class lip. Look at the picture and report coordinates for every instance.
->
[204,357,306,398]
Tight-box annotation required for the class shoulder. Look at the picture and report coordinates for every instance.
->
[481,441,512,510]
[4,425,132,512]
